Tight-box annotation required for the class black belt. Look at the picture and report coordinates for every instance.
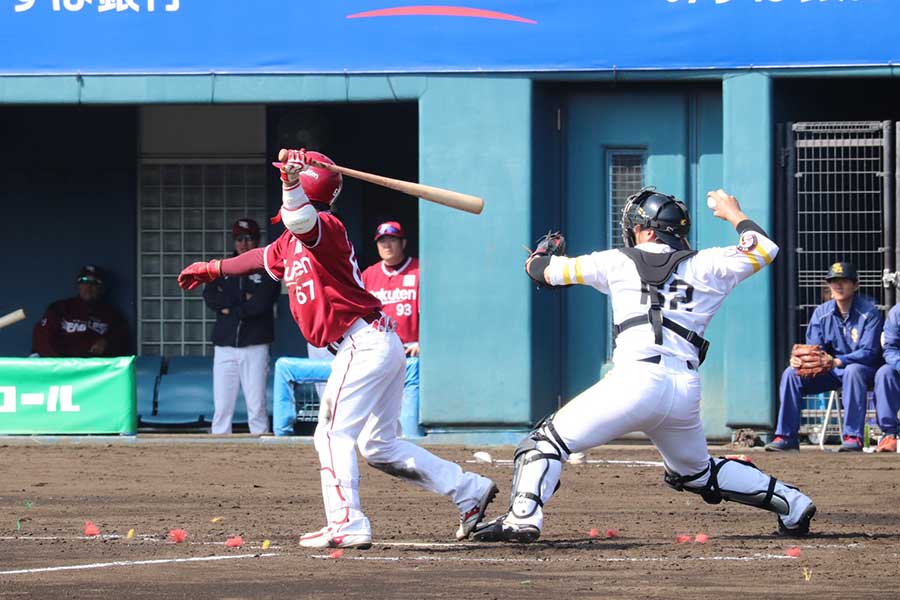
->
[638,355,696,371]
[615,314,709,366]
[326,311,383,355]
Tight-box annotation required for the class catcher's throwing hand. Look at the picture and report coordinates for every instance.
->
[525,231,567,286]
[177,260,222,291]
[790,344,834,378]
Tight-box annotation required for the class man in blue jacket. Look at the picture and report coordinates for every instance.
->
[767,262,883,452]
[873,304,900,452]
[203,219,281,434]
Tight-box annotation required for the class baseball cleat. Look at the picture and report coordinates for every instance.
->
[777,503,817,537]
[299,527,372,550]
[456,481,499,540]
[764,436,799,452]
[471,515,541,543]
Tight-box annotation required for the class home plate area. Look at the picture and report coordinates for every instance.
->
[1,442,896,599]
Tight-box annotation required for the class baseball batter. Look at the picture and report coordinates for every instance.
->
[474,188,816,543]
[178,149,496,549]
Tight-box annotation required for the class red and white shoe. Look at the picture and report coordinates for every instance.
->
[299,526,372,550]
[456,480,499,540]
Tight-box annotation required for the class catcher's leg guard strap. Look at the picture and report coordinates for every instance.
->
[665,457,790,516]
[509,416,570,520]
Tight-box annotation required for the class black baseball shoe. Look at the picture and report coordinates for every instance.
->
[777,503,817,537]
[472,515,541,543]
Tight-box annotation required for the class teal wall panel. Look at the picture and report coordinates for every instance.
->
[690,90,727,437]
[562,91,689,400]
[722,73,775,428]
[418,78,533,426]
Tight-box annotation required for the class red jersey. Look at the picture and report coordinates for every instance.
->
[264,212,382,347]
[31,297,130,358]
[362,257,419,344]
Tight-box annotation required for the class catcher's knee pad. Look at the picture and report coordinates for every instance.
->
[509,415,571,519]
[665,457,791,516]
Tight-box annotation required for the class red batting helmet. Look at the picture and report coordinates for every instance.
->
[300,151,343,206]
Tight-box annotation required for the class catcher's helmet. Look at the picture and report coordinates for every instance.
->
[621,187,691,250]
[300,151,343,207]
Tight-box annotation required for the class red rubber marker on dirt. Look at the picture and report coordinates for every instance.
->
[225,536,243,548]
[329,549,344,559]
[83,521,100,536]
[588,528,599,538]
[606,529,619,539]
[786,546,802,558]
[694,533,709,544]
[167,529,187,543]
[676,534,692,544]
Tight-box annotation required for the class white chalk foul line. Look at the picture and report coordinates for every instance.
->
[466,459,665,467]
[310,552,795,564]
[0,552,281,576]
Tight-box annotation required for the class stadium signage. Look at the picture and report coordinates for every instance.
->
[0,357,136,434]
[0,1,893,74]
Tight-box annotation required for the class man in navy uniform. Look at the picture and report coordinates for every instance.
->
[767,262,883,452]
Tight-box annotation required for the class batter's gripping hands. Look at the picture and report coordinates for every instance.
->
[790,344,834,378]
[177,260,222,291]
[275,149,309,189]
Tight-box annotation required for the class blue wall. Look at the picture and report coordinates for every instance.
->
[0,107,137,357]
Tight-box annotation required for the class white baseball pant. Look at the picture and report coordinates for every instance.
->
[212,344,270,434]
[313,317,487,536]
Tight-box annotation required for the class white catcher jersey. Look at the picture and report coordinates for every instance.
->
[547,229,778,365]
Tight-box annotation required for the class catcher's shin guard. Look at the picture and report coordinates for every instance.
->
[665,457,815,532]
[508,416,571,523]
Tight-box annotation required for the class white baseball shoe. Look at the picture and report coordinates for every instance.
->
[456,480,499,540]
[299,526,372,550]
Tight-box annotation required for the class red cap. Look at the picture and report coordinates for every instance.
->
[374,221,405,241]
[232,218,260,239]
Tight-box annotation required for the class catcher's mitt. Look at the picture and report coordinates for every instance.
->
[531,231,566,258]
[791,344,833,378]
[525,231,567,286]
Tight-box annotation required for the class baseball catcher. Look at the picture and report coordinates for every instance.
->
[474,188,817,544]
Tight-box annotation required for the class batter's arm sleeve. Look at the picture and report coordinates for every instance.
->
[546,251,613,292]
[219,248,267,277]
[883,306,900,371]
[837,309,884,367]
[30,304,63,357]
[234,276,280,319]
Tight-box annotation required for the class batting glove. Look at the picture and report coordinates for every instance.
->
[177,260,222,291]
[278,149,308,190]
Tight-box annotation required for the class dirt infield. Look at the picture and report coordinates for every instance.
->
[2,439,898,599]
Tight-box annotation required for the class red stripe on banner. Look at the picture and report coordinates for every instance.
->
[346,6,537,24]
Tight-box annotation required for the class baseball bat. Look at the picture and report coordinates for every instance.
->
[277,149,484,215]
[0,308,25,330]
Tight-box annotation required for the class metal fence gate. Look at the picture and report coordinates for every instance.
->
[777,120,896,441]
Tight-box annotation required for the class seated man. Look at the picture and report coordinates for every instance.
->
[31,265,129,358]
[873,303,900,452]
[766,262,883,452]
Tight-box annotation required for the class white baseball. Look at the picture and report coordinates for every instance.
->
[707,195,717,210]
[473,451,493,464]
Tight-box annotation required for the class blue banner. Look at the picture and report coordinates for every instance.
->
[1,1,895,75]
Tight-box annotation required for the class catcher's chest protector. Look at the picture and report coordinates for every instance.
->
[615,248,710,365]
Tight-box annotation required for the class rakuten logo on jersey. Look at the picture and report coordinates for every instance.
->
[369,288,417,304]
[284,256,313,284]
